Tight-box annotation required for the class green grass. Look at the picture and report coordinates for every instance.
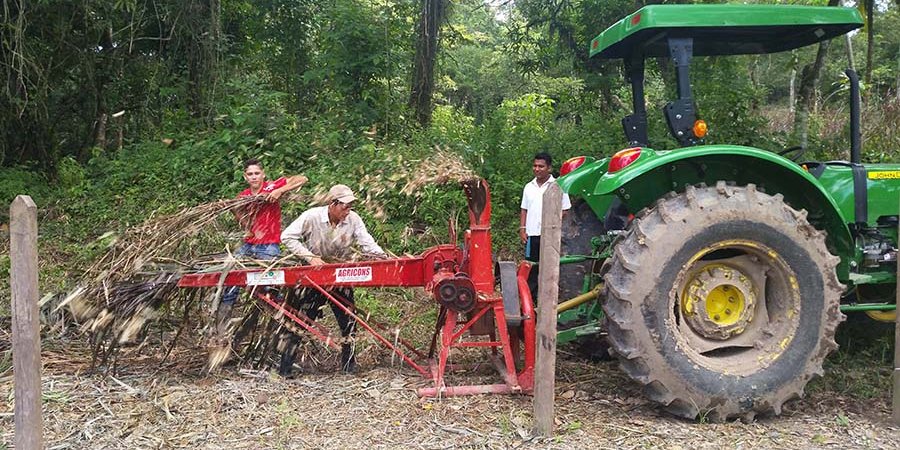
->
[807,313,895,401]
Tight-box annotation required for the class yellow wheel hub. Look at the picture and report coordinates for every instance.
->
[681,264,756,340]
[704,284,746,326]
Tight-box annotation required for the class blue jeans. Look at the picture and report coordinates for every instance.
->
[221,243,282,306]
[525,236,541,304]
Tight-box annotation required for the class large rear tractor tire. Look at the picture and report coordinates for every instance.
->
[603,182,844,422]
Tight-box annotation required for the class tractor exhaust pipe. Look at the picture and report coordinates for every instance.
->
[844,69,868,229]
[845,68,861,164]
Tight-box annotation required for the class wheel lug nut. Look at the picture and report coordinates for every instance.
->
[728,297,735,303]
[725,309,732,315]
[714,314,721,320]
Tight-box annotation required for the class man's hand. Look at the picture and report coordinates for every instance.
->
[265,190,283,202]
[245,229,265,241]
[306,256,325,266]
[266,175,309,202]
[519,228,528,244]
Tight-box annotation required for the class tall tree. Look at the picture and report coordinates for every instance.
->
[183,0,223,120]
[865,0,874,88]
[792,0,841,149]
[409,0,448,126]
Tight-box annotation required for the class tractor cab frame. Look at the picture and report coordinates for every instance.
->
[592,5,863,148]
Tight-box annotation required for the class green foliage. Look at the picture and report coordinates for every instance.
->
[871,7,900,93]
[0,167,51,212]
[693,56,774,149]
[428,105,476,146]
[301,0,415,128]
[494,93,556,160]
[56,157,87,193]
[5,0,900,307]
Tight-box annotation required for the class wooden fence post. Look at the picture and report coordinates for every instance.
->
[533,183,562,437]
[10,195,43,449]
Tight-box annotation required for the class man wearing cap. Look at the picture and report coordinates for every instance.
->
[279,184,387,374]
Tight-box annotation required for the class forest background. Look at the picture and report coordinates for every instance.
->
[1,0,900,305]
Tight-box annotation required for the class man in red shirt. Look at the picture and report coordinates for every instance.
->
[218,158,308,324]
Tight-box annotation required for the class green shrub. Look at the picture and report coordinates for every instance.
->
[0,167,51,208]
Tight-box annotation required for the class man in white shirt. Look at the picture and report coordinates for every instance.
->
[520,152,571,298]
[279,184,387,375]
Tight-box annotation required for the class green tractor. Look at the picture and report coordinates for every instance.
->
[555,4,899,422]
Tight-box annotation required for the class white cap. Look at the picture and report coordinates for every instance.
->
[329,184,357,203]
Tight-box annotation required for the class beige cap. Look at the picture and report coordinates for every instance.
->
[329,184,357,203]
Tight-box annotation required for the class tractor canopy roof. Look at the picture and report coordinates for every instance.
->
[590,4,863,59]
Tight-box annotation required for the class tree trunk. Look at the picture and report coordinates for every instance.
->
[789,68,796,117]
[185,0,221,121]
[792,0,839,148]
[117,123,124,151]
[93,112,108,151]
[865,0,874,89]
[409,0,447,127]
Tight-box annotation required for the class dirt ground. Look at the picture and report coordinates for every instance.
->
[1,339,899,450]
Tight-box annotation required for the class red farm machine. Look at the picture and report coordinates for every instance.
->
[179,179,538,397]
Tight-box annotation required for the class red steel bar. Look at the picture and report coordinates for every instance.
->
[254,292,341,351]
[178,245,461,289]
[462,179,495,294]
[516,262,536,389]
[302,276,431,377]
[490,301,521,391]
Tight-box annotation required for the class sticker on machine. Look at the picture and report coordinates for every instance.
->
[246,270,285,286]
[335,266,373,283]
[868,171,900,179]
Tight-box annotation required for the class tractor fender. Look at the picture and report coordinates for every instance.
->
[558,145,853,275]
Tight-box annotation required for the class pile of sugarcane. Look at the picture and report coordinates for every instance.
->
[57,196,270,369]
[61,148,478,374]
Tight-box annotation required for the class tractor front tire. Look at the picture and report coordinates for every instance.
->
[603,182,844,422]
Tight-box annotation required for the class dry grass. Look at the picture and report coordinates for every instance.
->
[0,336,897,449]
[45,195,297,374]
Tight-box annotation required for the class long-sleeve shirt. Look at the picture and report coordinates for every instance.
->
[281,206,386,262]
